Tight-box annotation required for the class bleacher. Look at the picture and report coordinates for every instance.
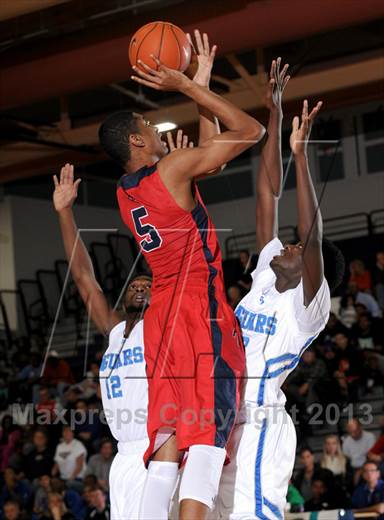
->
[0,231,147,369]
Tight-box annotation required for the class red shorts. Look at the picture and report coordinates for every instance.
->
[143,285,245,466]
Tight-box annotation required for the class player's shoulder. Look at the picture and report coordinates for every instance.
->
[108,320,126,339]
[118,163,158,192]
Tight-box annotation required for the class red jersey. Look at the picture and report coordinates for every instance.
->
[117,163,245,462]
[117,163,225,295]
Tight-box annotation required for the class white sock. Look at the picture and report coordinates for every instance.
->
[139,461,179,519]
[179,444,226,510]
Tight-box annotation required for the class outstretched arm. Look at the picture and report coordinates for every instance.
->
[53,164,121,335]
[290,100,324,306]
[186,30,220,146]
[256,58,289,252]
[131,57,265,179]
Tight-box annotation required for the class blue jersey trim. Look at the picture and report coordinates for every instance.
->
[264,497,283,519]
[118,163,157,190]
[254,418,269,519]
[191,201,236,448]
[257,336,315,406]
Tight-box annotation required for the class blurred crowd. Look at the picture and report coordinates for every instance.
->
[0,249,383,518]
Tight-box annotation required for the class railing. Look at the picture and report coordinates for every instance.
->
[225,209,384,258]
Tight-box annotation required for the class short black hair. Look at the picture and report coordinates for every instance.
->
[130,272,152,284]
[99,111,139,166]
[299,446,313,455]
[322,237,345,293]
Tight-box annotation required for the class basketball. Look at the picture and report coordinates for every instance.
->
[129,21,191,72]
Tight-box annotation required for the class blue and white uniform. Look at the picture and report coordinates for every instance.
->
[212,238,331,519]
[99,320,148,520]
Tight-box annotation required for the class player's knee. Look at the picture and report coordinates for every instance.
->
[179,444,226,510]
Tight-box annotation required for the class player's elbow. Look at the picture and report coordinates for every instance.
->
[249,121,266,142]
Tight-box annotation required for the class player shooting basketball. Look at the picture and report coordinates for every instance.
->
[211,60,345,519]
[99,30,265,520]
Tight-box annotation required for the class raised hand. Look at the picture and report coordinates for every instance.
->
[290,99,322,155]
[186,30,217,88]
[266,57,290,111]
[131,55,190,91]
[53,163,81,212]
[167,129,194,152]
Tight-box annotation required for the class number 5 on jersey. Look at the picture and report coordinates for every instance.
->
[131,206,162,252]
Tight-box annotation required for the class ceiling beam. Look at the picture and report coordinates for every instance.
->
[1,0,384,109]
[226,53,260,94]
[1,55,383,182]
[0,0,71,22]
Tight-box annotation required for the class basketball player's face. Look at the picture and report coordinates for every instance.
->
[140,118,168,157]
[270,242,303,284]
[124,277,152,312]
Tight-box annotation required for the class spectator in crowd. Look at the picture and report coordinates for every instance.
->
[318,313,349,344]
[342,418,376,483]
[21,428,54,483]
[41,492,75,520]
[320,343,339,375]
[349,259,373,293]
[348,282,383,318]
[333,358,360,405]
[339,294,358,329]
[351,312,384,352]
[41,352,75,393]
[50,478,87,520]
[0,468,32,513]
[351,461,384,518]
[67,364,99,403]
[85,440,114,492]
[0,416,21,472]
[304,477,347,511]
[35,387,63,425]
[368,428,384,474]
[85,486,110,520]
[15,353,41,402]
[320,434,351,489]
[33,474,52,517]
[373,251,384,309]
[52,426,87,492]
[73,400,101,455]
[285,349,330,416]
[293,447,334,502]
[286,481,305,512]
[227,284,245,310]
[3,500,28,520]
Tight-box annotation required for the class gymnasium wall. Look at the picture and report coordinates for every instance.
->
[6,196,123,282]
[2,164,383,288]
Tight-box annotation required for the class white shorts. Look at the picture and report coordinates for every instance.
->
[210,406,296,520]
[109,438,148,520]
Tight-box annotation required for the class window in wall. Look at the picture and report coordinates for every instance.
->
[362,109,384,175]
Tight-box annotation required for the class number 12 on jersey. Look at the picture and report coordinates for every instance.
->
[105,375,122,399]
[131,206,162,252]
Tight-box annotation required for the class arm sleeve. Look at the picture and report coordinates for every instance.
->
[292,277,331,334]
[250,238,283,285]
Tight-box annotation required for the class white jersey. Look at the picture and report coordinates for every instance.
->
[212,238,331,519]
[235,238,331,407]
[99,320,148,444]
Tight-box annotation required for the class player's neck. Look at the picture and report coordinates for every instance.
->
[274,275,299,293]
[126,153,161,174]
